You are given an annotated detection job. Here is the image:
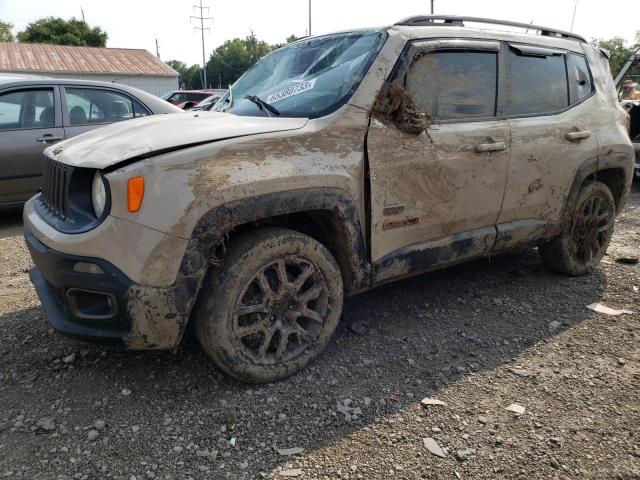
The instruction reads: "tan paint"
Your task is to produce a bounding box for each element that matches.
[23,199,187,287]
[367,118,509,261]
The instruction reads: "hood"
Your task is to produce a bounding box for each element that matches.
[46,112,309,169]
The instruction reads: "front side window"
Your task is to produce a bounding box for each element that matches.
[65,88,149,125]
[406,50,498,121]
[0,89,55,130]
[501,46,568,116]
[213,30,387,118]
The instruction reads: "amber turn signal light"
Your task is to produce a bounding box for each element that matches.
[127,176,145,213]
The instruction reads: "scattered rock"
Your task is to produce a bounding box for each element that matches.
[617,358,626,366]
[478,415,489,425]
[94,420,106,431]
[550,457,560,469]
[586,303,634,316]
[420,397,447,407]
[609,246,639,264]
[423,437,446,458]
[87,430,99,441]
[505,404,526,415]
[121,389,132,396]
[456,448,476,461]
[62,353,76,364]
[131,425,140,433]
[349,321,369,335]
[36,418,55,432]
[278,468,303,477]
[511,368,531,377]
[277,447,304,456]
[548,321,562,331]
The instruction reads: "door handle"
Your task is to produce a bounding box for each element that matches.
[474,141,507,153]
[565,131,591,141]
[36,134,63,144]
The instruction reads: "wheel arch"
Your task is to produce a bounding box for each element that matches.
[190,188,371,294]
[563,153,632,223]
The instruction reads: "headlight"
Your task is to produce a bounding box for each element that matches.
[91,171,106,218]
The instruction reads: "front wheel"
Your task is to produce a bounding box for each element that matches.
[193,227,343,383]
[539,181,616,276]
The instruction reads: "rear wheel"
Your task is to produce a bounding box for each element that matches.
[193,227,343,383]
[539,181,616,275]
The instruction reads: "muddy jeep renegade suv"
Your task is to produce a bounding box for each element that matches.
[25,16,634,382]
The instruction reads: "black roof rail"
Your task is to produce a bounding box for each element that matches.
[394,15,587,43]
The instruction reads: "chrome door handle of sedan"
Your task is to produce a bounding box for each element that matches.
[565,131,591,141]
[474,141,507,153]
[36,135,63,144]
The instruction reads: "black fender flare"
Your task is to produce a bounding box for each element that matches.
[187,187,371,293]
[561,152,632,226]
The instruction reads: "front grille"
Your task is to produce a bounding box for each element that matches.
[41,157,70,219]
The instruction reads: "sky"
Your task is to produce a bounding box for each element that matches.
[1,0,637,67]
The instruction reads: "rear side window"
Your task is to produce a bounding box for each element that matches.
[501,46,568,116]
[407,51,498,120]
[65,88,150,125]
[566,53,593,103]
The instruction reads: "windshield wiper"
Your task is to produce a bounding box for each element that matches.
[244,95,280,117]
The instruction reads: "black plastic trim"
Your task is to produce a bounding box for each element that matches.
[25,227,132,342]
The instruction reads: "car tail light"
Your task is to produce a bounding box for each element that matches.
[127,176,145,213]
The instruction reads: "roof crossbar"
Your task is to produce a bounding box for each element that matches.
[394,15,587,43]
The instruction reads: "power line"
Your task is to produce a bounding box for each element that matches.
[570,0,578,32]
[191,0,212,89]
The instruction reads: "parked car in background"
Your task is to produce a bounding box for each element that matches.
[161,90,212,110]
[0,76,181,206]
[191,92,227,111]
[615,53,640,178]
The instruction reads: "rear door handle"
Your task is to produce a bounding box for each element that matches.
[474,141,507,153]
[565,131,591,141]
[36,134,63,144]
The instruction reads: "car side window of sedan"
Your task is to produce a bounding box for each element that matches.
[0,89,55,130]
[65,88,150,126]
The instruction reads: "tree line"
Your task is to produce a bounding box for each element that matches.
[1,16,638,89]
[167,34,298,90]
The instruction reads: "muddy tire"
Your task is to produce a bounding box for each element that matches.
[539,181,616,276]
[193,227,343,383]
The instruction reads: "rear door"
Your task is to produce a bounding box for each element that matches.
[367,40,510,282]
[0,86,64,204]
[496,45,599,248]
[61,86,151,138]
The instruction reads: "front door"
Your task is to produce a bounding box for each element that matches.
[0,86,65,204]
[367,40,510,283]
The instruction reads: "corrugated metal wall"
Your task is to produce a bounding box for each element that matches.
[22,73,178,98]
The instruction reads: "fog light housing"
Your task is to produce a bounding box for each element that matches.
[72,262,104,275]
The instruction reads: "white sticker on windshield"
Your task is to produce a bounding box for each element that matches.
[265,79,317,104]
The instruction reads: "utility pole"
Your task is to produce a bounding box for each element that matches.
[430,0,434,14]
[570,0,578,32]
[80,7,85,22]
[308,0,312,36]
[191,0,212,89]
[155,38,160,59]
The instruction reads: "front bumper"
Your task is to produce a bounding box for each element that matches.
[26,228,132,345]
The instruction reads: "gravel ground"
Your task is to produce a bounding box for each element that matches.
[0,187,638,480]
